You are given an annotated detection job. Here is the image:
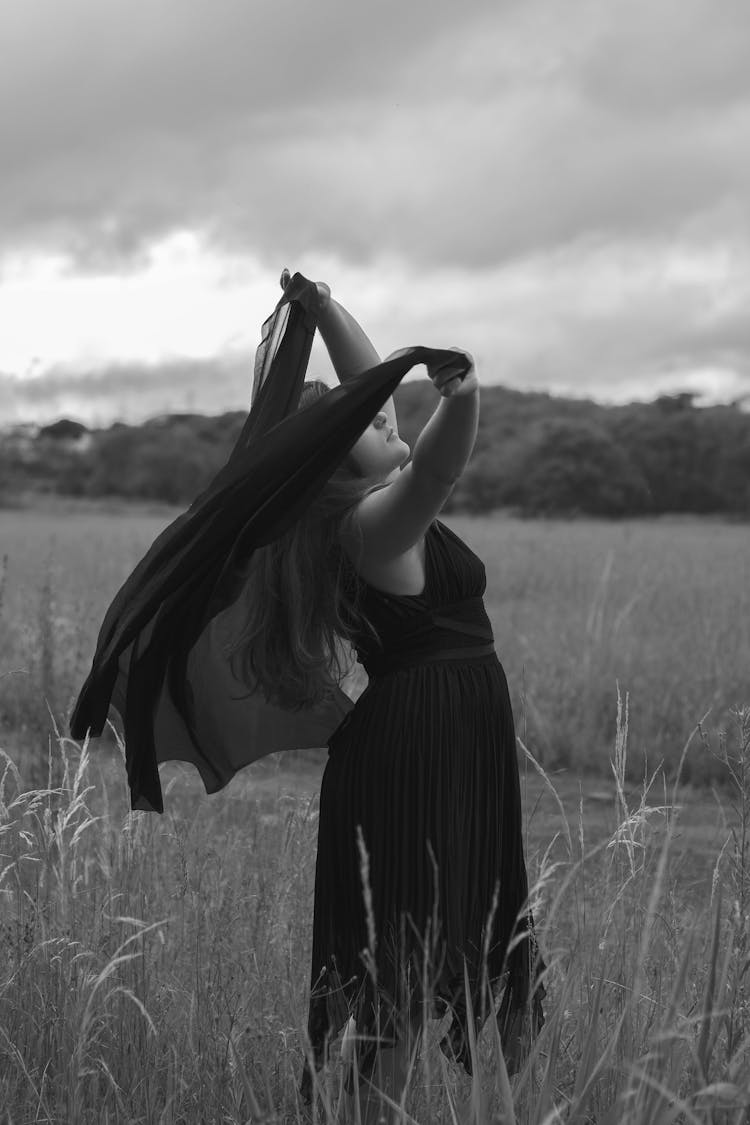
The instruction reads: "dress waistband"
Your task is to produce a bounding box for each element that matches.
[359,596,496,679]
[363,641,496,678]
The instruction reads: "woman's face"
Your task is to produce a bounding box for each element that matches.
[349,408,410,482]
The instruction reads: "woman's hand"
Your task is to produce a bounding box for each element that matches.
[429,348,479,397]
[279,268,330,310]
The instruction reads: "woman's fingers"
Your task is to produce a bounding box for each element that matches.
[279,269,330,309]
[430,352,471,385]
[440,375,463,397]
[427,348,475,396]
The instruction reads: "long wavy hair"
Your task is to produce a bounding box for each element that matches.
[226,380,386,710]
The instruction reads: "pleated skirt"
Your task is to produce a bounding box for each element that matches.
[303,653,544,1082]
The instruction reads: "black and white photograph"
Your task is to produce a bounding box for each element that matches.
[1,1,749,1121]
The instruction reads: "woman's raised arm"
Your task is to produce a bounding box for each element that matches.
[281,269,399,437]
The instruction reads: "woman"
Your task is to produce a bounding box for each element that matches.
[233,272,546,1118]
[70,268,544,1122]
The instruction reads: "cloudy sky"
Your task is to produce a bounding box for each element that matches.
[1,0,749,426]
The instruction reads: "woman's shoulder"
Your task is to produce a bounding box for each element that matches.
[339,464,452,567]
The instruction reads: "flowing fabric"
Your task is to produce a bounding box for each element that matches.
[69,273,470,812]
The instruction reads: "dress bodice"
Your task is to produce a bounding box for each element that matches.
[343,519,495,678]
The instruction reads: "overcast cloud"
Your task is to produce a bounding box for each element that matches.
[1,0,749,424]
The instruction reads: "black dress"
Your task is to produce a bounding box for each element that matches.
[302,518,545,1094]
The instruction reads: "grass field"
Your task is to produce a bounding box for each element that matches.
[1,500,749,1121]
[1,500,747,783]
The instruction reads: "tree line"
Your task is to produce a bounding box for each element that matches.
[2,384,749,517]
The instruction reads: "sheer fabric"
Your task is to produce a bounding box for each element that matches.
[69,273,470,812]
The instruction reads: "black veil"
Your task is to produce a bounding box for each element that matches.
[69,273,469,812]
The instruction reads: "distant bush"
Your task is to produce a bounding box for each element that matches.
[3,387,749,517]
[506,418,652,516]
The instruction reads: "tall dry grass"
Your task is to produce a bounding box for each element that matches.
[2,506,749,1119]
[1,700,749,1123]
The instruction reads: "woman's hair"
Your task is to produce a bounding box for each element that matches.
[226,380,385,710]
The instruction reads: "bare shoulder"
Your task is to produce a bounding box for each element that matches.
[340,461,453,565]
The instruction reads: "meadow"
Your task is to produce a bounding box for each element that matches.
[1,501,749,1122]
[2,501,748,784]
